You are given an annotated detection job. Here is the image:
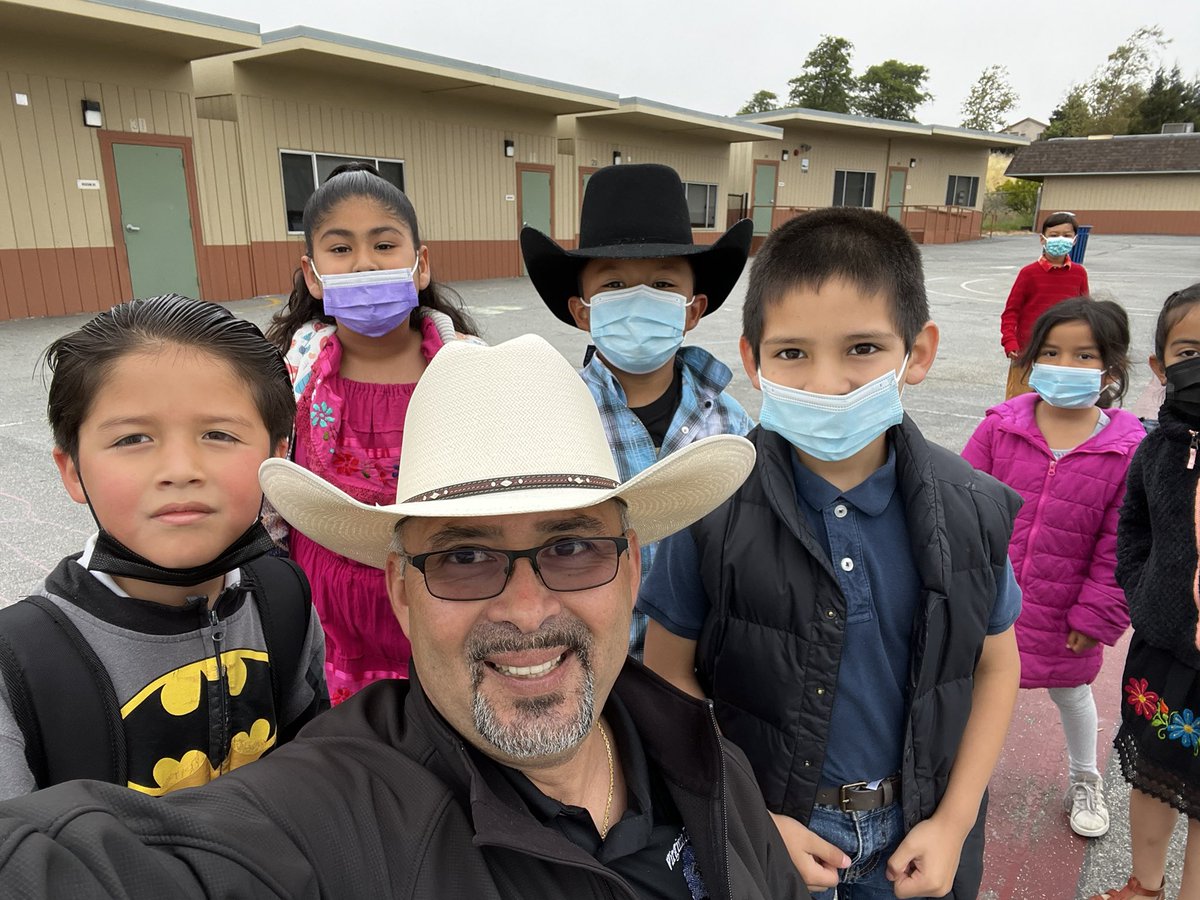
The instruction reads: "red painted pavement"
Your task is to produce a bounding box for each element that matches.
[980,631,1132,899]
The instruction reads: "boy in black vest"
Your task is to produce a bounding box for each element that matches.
[639,208,1022,899]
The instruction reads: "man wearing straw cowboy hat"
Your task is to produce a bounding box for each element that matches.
[0,335,807,899]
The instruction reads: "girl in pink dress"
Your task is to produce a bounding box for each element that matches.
[267,163,479,703]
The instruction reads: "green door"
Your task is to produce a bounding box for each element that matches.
[886,168,907,221]
[751,163,777,235]
[112,144,201,300]
[519,168,552,275]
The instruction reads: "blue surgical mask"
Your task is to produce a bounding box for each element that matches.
[312,259,421,338]
[758,358,909,462]
[1028,363,1102,409]
[1043,236,1074,258]
[585,285,691,375]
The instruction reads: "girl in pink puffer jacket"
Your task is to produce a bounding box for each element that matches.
[963,297,1143,841]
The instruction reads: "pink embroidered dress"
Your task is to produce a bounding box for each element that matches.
[289,315,444,704]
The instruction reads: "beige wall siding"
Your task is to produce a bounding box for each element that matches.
[0,68,194,252]
[886,140,988,209]
[1041,174,1200,212]
[729,143,752,196]
[224,64,561,246]
[196,94,238,121]
[234,93,558,244]
[767,131,886,210]
[556,119,733,238]
[0,31,194,96]
[553,150,579,242]
[744,128,991,213]
[0,34,197,252]
[194,118,249,246]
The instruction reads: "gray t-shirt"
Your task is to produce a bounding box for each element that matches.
[0,536,326,799]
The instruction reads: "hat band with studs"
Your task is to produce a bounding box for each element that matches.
[405,473,620,503]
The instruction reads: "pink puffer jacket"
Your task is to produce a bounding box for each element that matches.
[962,393,1144,688]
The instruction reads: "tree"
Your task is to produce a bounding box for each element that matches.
[1043,86,1093,139]
[1128,66,1200,134]
[737,90,780,115]
[960,65,1018,132]
[853,60,932,122]
[1087,25,1169,133]
[1043,27,1172,138]
[787,35,856,113]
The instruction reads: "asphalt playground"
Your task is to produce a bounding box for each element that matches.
[0,231,1198,897]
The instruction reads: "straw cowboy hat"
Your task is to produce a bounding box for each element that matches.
[519,164,753,326]
[259,335,755,569]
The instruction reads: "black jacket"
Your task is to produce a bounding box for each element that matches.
[0,662,806,899]
[692,422,1020,899]
[1116,406,1200,668]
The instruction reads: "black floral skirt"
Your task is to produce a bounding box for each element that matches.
[1114,634,1200,820]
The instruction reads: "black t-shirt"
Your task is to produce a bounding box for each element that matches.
[471,696,709,899]
[630,365,683,451]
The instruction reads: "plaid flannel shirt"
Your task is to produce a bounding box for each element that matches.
[579,345,754,658]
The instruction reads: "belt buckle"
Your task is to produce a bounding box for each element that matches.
[839,781,869,811]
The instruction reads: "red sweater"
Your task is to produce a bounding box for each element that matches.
[1000,259,1090,354]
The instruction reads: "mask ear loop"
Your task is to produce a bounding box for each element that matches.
[896,354,912,397]
[73,465,105,532]
[1100,370,1121,398]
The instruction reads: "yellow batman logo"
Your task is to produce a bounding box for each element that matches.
[121,649,277,796]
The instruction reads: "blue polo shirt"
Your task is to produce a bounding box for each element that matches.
[638,444,1021,789]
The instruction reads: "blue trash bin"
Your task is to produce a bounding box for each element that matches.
[1069,225,1091,264]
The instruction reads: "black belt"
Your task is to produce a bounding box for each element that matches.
[814,776,900,812]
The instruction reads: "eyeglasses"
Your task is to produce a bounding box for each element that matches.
[406,537,630,601]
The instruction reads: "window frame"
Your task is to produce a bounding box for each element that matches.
[682,180,720,229]
[944,174,980,208]
[280,150,407,235]
[832,170,877,208]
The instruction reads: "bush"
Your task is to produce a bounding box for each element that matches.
[996,179,1039,218]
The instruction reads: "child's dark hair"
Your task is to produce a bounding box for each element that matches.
[266,162,477,349]
[743,207,928,365]
[1041,211,1078,235]
[1018,296,1130,408]
[45,294,294,460]
[1153,282,1200,361]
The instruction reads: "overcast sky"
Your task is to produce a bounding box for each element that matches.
[163,0,1200,128]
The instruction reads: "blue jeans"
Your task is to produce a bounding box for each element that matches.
[808,801,929,900]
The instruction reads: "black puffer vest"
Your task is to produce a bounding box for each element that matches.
[692,421,1020,898]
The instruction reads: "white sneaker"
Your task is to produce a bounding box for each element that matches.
[1065,773,1110,837]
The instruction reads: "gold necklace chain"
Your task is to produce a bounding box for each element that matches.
[597,720,614,839]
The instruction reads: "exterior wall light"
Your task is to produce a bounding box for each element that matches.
[82,99,102,128]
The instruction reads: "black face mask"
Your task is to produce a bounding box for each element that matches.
[1164,357,1200,426]
[75,467,275,587]
[88,520,276,587]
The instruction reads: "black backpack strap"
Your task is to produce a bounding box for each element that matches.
[0,596,126,788]
[241,556,318,739]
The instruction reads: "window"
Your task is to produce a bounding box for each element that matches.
[683,182,718,228]
[945,175,979,208]
[281,152,406,233]
[832,170,876,208]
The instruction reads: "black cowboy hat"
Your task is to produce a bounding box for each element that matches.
[520,164,753,326]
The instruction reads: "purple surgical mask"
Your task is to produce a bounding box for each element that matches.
[312,260,421,337]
